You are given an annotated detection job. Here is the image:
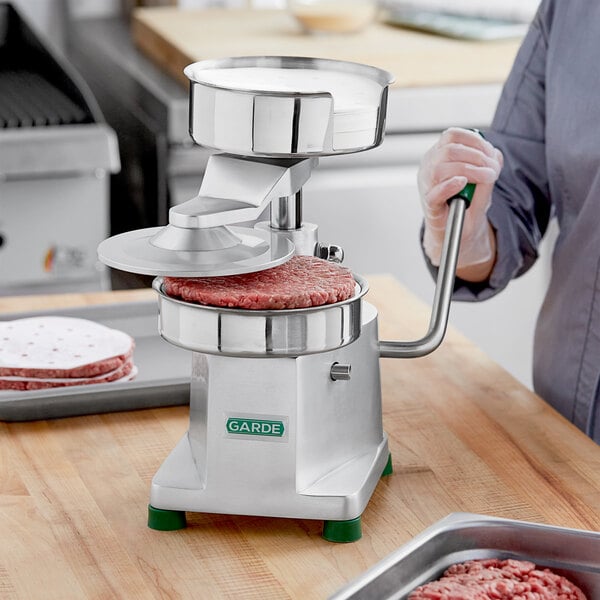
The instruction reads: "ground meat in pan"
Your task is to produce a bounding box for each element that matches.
[163,255,356,310]
[408,558,587,600]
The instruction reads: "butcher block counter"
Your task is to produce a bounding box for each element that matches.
[132,8,521,89]
[1,275,600,599]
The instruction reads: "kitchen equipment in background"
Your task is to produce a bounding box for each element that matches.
[98,56,472,542]
[381,0,540,23]
[9,0,68,52]
[0,2,119,295]
[382,8,529,41]
[288,0,377,34]
[330,513,600,599]
[380,0,538,41]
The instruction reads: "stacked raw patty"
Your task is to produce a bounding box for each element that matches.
[163,255,356,310]
[0,316,136,391]
[408,558,587,599]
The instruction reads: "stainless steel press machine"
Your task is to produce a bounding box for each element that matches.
[98,56,472,542]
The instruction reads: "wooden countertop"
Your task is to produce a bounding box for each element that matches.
[132,8,521,88]
[2,275,600,599]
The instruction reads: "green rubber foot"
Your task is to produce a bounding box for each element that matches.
[381,453,393,477]
[322,516,362,543]
[147,505,187,531]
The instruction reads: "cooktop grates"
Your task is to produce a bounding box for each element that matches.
[0,70,88,128]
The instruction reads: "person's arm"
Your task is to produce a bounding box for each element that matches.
[418,0,554,300]
[455,222,496,282]
[480,0,554,295]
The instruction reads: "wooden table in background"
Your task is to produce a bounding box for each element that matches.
[1,276,600,599]
[132,8,521,89]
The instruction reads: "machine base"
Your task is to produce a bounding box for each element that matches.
[321,452,392,543]
[382,453,394,477]
[148,453,393,542]
[322,516,363,543]
[147,505,187,531]
[150,431,389,519]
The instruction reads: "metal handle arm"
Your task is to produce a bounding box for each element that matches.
[378,197,467,359]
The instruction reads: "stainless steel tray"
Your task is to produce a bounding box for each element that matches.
[0,301,190,421]
[330,512,600,599]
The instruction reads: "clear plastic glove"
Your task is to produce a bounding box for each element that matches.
[418,127,503,269]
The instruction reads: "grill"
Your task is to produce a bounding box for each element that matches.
[0,2,120,294]
[0,70,88,128]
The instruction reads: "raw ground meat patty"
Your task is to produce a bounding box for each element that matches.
[0,349,134,379]
[0,360,137,391]
[163,255,356,310]
[408,558,587,600]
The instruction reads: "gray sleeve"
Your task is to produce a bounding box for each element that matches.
[441,0,555,302]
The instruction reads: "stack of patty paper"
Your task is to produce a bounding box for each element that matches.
[0,316,137,391]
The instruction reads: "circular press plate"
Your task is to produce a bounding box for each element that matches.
[185,56,394,156]
[98,226,294,277]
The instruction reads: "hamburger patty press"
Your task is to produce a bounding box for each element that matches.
[98,56,474,542]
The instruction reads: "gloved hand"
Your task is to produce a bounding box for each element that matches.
[417,127,503,269]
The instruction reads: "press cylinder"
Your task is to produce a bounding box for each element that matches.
[271,191,303,230]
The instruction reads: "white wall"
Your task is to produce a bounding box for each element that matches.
[67,0,121,19]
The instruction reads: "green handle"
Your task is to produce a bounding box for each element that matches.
[448,129,483,209]
[453,181,476,207]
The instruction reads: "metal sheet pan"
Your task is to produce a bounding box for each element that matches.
[0,301,190,421]
[330,512,600,599]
